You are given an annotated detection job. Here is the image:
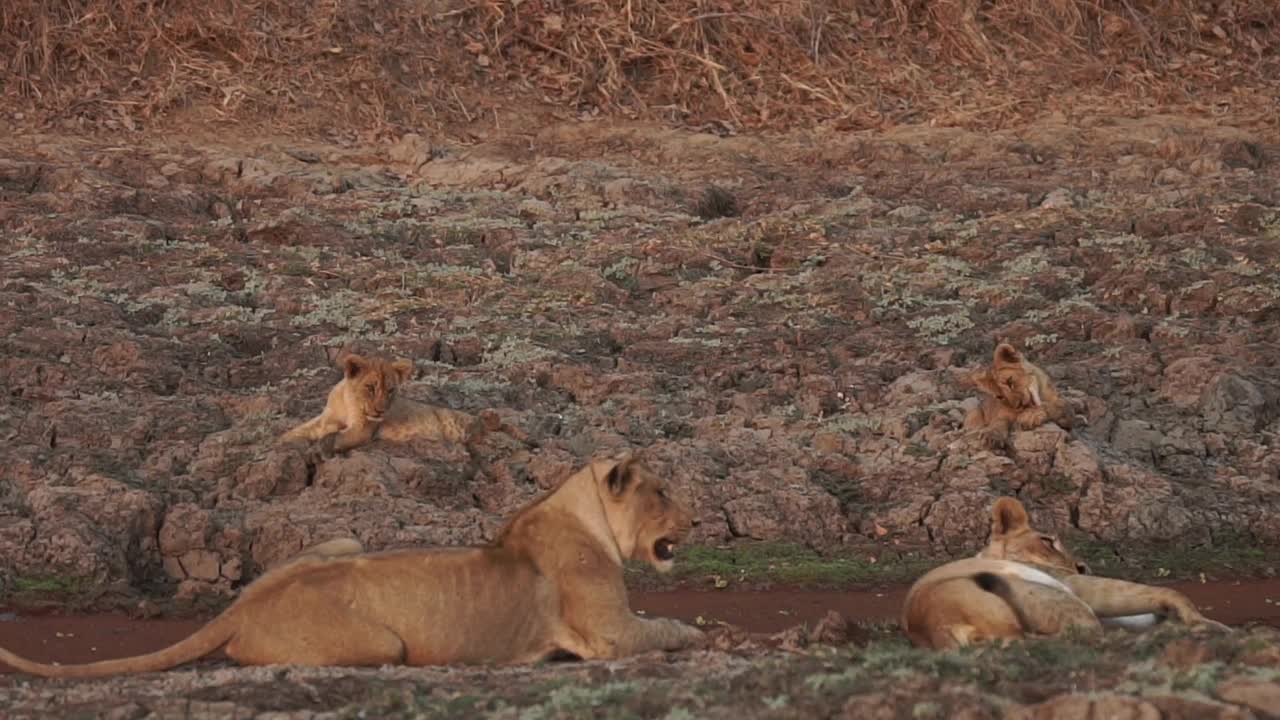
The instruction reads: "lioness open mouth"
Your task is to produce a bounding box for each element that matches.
[654,538,677,561]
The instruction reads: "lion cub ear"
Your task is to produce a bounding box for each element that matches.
[993,343,1024,368]
[341,353,368,379]
[991,497,1030,536]
[605,456,639,497]
[389,358,414,385]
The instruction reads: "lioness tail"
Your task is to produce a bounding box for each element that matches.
[0,612,237,678]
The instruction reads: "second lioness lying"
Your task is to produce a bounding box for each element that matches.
[901,497,1229,650]
[280,348,527,455]
[0,455,704,678]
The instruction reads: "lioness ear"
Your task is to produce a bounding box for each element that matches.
[993,343,1023,368]
[341,353,368,379]
[970,369,1001,398]
[389,358,414,385]
[605,456,638,497]
[991,497,1030,536]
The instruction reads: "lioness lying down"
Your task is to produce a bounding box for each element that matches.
[964,342,1075,449]
[279,348,528,455]
[0,456,704,678]
[901,497,1229,650]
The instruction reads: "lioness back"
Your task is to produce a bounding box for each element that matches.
[261,548,564,665]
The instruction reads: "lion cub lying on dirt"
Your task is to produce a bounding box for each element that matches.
[0,455,704,678]
[280,348,526,455]
[964,342,1075,448]
[901,497,1229,650]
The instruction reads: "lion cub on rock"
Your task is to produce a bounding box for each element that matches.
[0,455,704,678]
[964,342,1074,449]
[901,497,1228,650]
[280,348,525,455]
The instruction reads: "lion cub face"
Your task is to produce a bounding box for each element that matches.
[971,343,1051,411]
[338,352,413,423]
[976,497,1090,576]
[599,457,695,573]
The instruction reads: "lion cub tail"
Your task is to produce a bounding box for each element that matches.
[471,410,537,449]
[0,612,238,679]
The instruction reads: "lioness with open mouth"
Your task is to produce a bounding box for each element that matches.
[0,455,704,678]
[901,497,1229,650]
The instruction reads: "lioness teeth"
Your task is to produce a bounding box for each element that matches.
[655,539,677,560]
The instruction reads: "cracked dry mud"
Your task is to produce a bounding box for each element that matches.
[2,111,1280,717]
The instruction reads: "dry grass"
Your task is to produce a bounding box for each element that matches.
[2,0,1277,133]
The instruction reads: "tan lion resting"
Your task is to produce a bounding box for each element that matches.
[0,455,704,678]
[964,342,1075,449]
[901,497,1229,650]
[279,348,528,456]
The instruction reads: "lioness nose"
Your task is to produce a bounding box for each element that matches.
[1076,562,1091,575]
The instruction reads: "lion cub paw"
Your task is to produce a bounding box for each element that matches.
[979,427,1011,450]
[1016,407,1049,430]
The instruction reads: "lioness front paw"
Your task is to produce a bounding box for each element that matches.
[1192,617,1233,633]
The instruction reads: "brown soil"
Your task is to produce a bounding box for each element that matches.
[5,580,1278,674]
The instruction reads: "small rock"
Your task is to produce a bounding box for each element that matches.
[1216,678,1280,718]
[1220,139,1266,169]
[1159,356,1218,408]
[812,431,845,454]
[1008,693,1160,720]
[1200,372,1271,435]
[389,133,434,170]
[1189,156,1224,176]
[1111,418,1164,461]
[840,693,897,720]
[231,449,311,499]
[1155,167,1189,185]
[179,549,221,582]
[809,610,850,645]
[101,703,149,720]
[887,204,927,221]
[159,504,213,556]
[1040,188,1076,210]
[1171,280,1218,316]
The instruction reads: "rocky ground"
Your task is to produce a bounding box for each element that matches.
[2,110,1280,715]
[3,620,1280,719]
[3,114,1279,605]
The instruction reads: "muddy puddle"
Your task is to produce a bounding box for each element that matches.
[3,579,1278,673]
